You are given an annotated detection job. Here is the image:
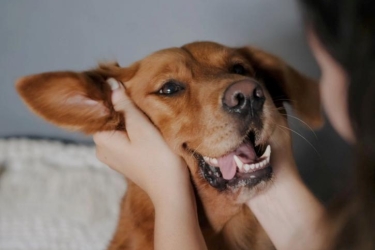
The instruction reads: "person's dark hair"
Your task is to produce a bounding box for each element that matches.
[299,0,375,249]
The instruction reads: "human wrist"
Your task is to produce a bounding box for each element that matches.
[152,178,197,219]
[149,163,194,209]
[152,180,206,250]
[246,164,325,250]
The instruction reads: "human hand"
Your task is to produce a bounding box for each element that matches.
[93,78,190,204]
[247,115,325,250]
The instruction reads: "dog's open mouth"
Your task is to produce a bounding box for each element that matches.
[197,131,272,191]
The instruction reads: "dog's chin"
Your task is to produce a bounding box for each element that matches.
[194,130,273,195]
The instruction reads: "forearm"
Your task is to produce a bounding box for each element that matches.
[153,184,208,250]
[247,166,327,250]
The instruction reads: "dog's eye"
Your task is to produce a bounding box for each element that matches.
[158,81,185,95]
[231,64,247,75]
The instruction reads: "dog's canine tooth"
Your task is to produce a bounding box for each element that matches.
[204,156,209,162]
[233,155,244,170]
[261,145,271,158]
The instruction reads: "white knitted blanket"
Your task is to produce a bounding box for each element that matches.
[0,139,127,250]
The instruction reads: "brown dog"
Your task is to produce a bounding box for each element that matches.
[16,41,322,250]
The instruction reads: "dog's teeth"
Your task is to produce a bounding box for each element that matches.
[244,164,250,171]
[210,157,218,165]
[204,156,219,166]
[250,164,255,170]
[233,155,244,170]
[261,145,271,158]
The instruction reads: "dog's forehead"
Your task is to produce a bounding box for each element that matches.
[142,48,189,69]
[181,41,235,64]
[136,42,239,76]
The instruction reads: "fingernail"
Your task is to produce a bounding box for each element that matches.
[107,78,119,90]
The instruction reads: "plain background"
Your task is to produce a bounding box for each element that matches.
[0,0,351,202]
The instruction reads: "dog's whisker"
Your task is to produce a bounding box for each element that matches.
[266,106,286,112]
[272,98,296,104]
[191,141,204,157]
[266,106,318,138]
[276,124,321,159]
[281,114,318,138]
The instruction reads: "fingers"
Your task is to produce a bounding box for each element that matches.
[93,130,129,147]
[93,130,130,167]
[107,78,134,111]
[106,78,152,139]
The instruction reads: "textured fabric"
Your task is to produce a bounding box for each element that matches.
[0,139,127,250]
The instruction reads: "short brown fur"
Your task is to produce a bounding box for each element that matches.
[16,42,322,250]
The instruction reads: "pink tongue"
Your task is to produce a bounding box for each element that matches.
[217,142,257,180]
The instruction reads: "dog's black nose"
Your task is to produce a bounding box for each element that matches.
[222,80,265,115]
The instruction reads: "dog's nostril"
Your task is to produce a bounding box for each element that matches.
[254,87,264,99]
[234,92,246,108]
[223,80,265,114]
[252,86,265,112]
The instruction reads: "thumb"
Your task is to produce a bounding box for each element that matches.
[106,78,149,133]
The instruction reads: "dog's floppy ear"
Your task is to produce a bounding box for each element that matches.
[237,47,323,128]
[16,62,138,134]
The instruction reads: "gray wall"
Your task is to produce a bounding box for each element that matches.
[0,0,351,201]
